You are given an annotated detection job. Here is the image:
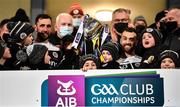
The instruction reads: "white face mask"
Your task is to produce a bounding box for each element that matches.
[58,26,73,38]
[73,18,81,27]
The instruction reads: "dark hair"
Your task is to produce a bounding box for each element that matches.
[123,27,137,35]
[35,14,52,24]
[10,8,30,22]
[155,10,167,23]
[79,54,100,68]
[0,19,10,28]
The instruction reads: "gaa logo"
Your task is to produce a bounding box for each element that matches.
[91,83,154,96]
[91,84,118,95]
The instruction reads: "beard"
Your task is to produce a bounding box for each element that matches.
[36,32,49,42]
[122,44,135,54]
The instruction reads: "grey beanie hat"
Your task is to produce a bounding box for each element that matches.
[160,50,179,66]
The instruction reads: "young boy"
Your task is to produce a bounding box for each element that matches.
[138,28,168,68]
[159,50,179,69]
[100,42,120,69]
[79,54,100,72]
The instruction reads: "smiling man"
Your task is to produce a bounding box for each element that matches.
[117,27,142,69]
[34,14,61,69]
[34,14,53,43]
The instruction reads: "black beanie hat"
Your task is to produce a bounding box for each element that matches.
[160,50,179,67]
[141,28,163,46]
[79,54,100,68]
[26,44,48,65]
[62,35,74,48]
[101,42,120,60]
[7,21,34,43]
[0,44,5,58]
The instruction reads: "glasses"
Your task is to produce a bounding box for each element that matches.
[113,18,129,23]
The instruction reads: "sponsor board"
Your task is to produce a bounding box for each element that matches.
[41,73,164,106]
[85,77,164,106]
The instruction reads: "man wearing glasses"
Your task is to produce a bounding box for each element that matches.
[111,8,134,43]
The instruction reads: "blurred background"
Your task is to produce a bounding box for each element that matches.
[0,0,179,26]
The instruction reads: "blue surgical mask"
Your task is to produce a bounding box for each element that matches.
[58,26,73,38]
[73,18,81,27]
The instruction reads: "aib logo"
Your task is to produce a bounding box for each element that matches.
[57,80,76,96]
[48,75,85,107]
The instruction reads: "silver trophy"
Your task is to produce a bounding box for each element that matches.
[83,16,103,40]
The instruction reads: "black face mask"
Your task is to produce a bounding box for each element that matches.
[1,33,10,43]
[160,21,178,33]
[135,25,146,34]
[114,22,128,34]
[36,32,49,42]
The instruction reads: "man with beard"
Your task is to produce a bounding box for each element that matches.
[163,8,180,51]
[116,27,142,69]
[111,8,134,43]
[34,14,61,69]
[34,14,58,49]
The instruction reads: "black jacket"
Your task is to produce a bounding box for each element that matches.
[4,43,26,70]
[58,48,79,69]
[0,64,11,70]
[164,28,180,51]
[140,45,169,68]
[101,60,119,69]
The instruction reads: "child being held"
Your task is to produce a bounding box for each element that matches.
[100,42,120,69]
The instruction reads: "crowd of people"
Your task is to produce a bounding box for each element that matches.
[0,3,180,71]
